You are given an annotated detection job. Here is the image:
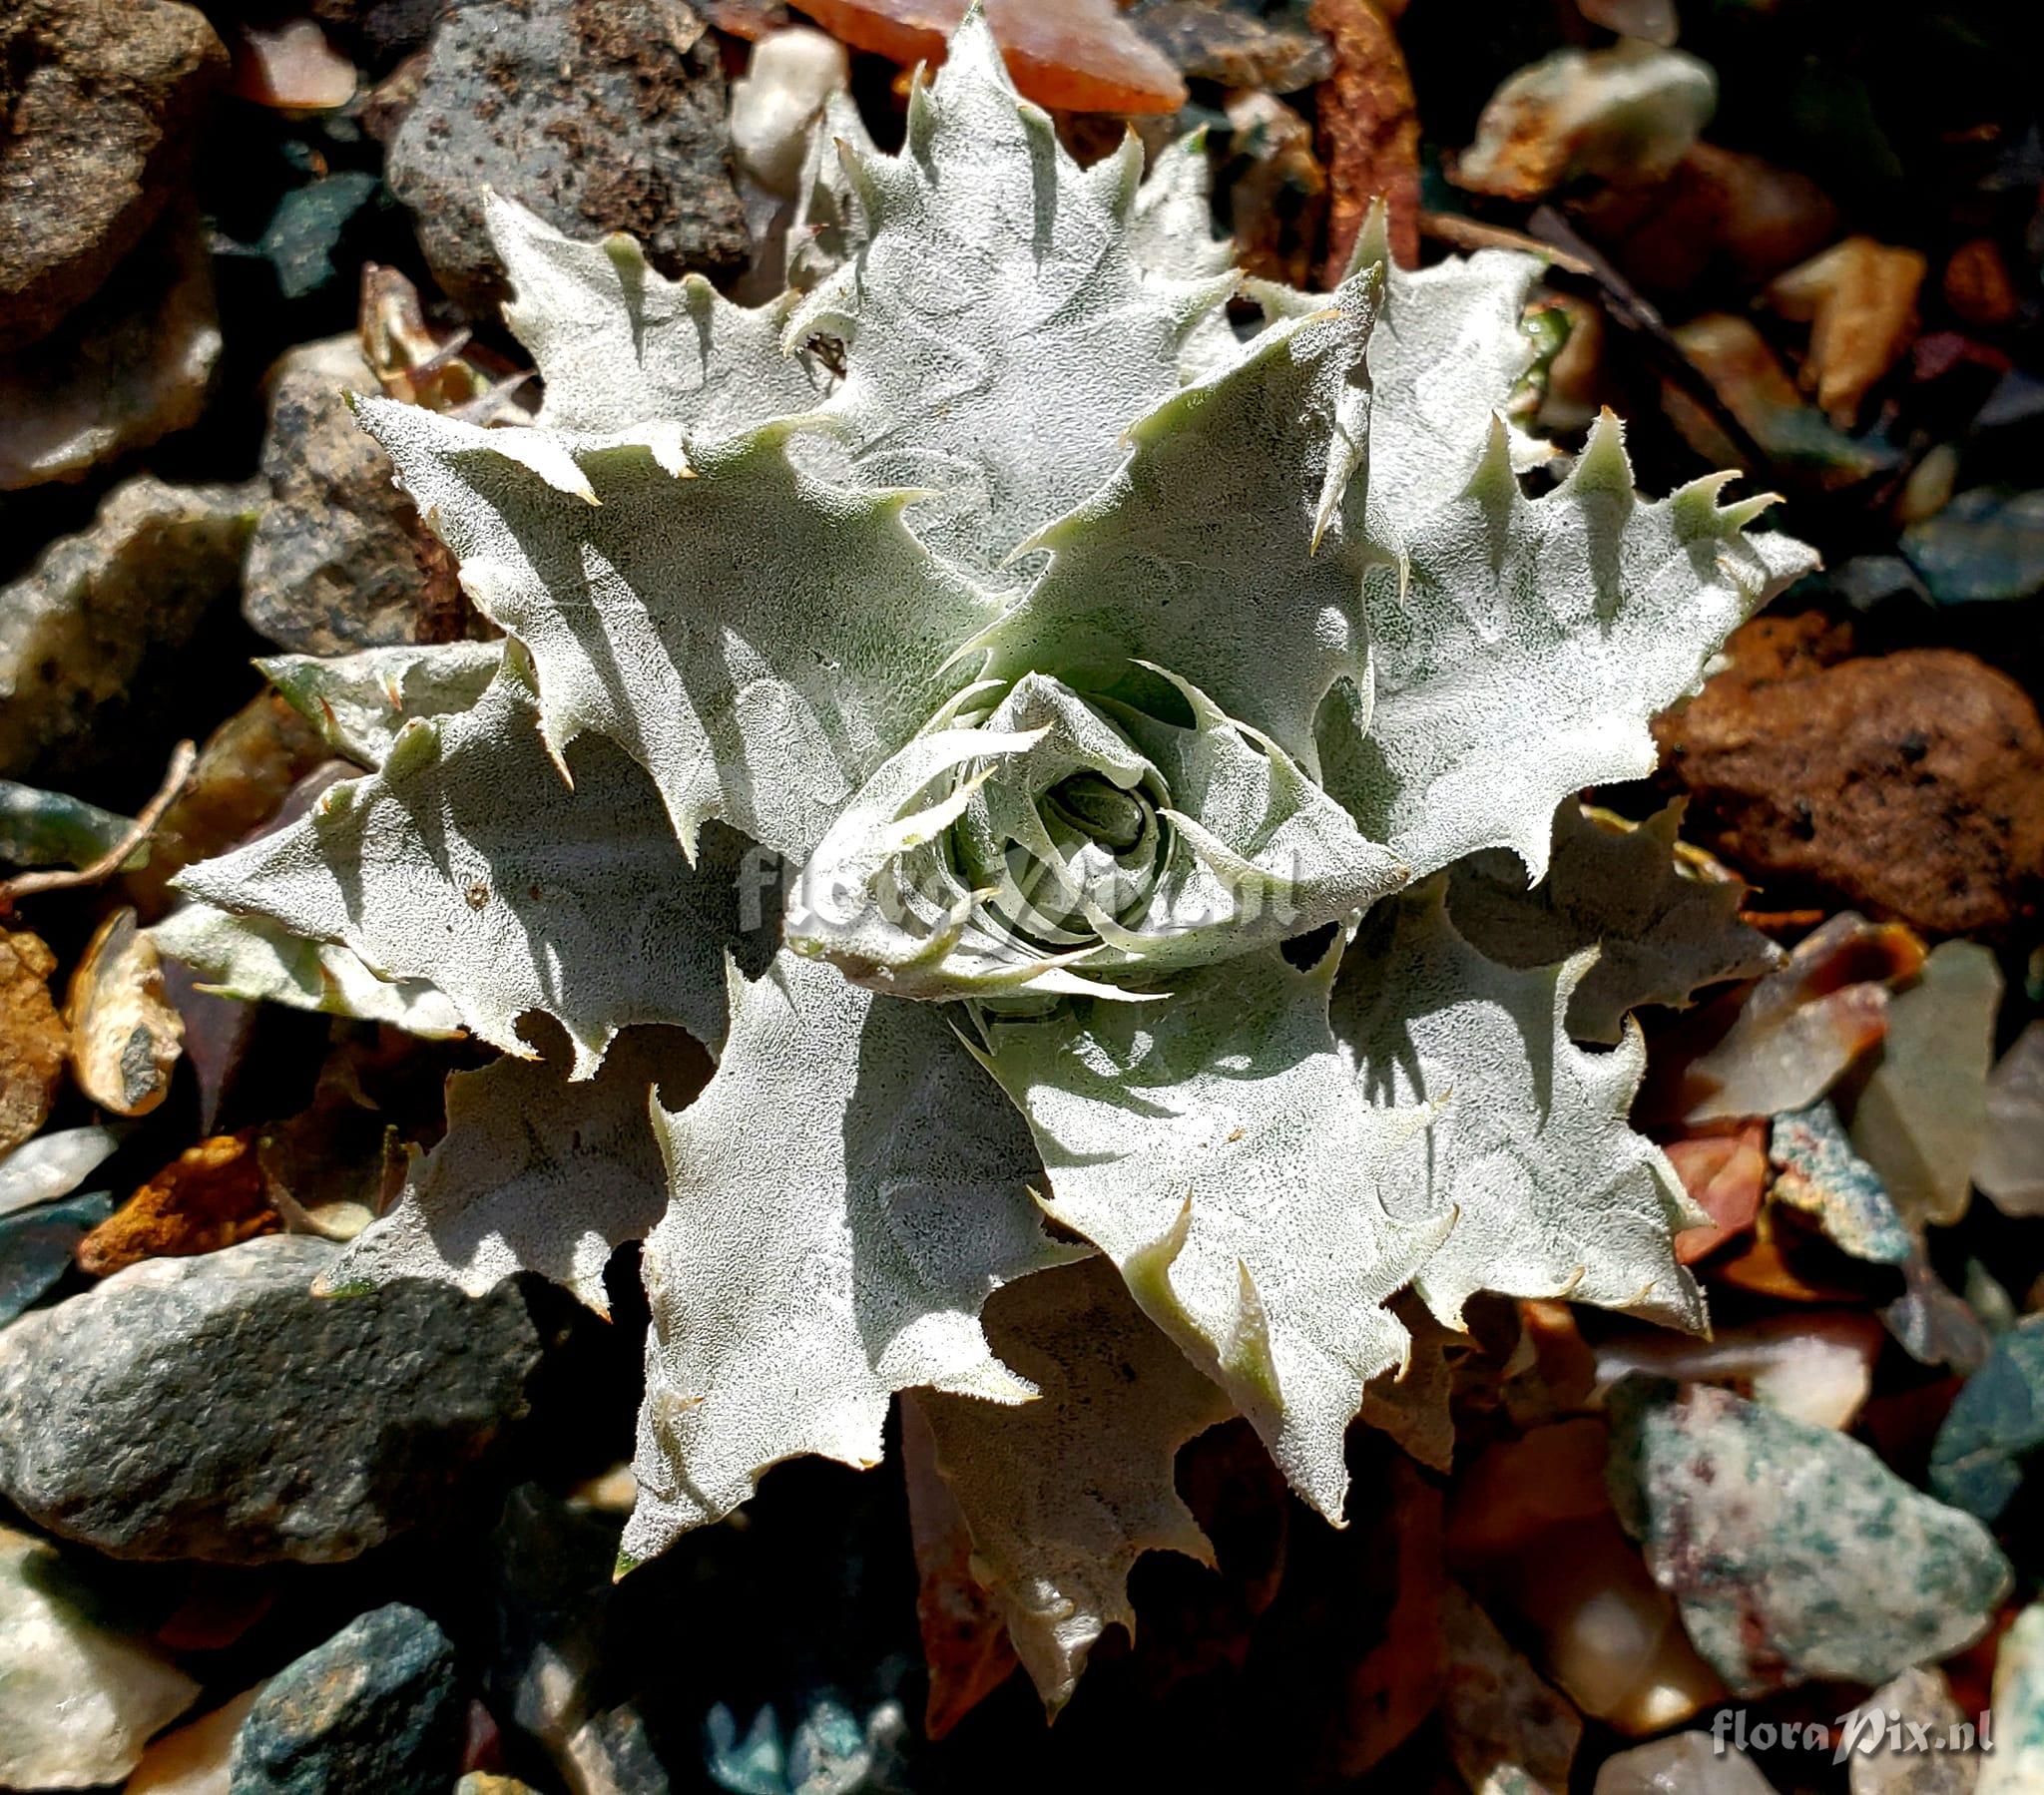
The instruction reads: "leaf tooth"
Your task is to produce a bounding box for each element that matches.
[1220,1259,1282,1420]
[1339,195,1395,288]
[380,712,442,780]
[1079,125,1145,224]
[1461,413,1520,506]
[940,0,1011,95]
[1670,467,1742,540]
[1563,406,1636,501]
[1158,270,1241,349]
[1715,489,1786,534]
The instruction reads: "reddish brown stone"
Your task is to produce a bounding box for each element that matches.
[1666,1122,1768,1263]
[1943,236,2020,330]
[899,1393,1018,1740]
[1655,613,2044,937]
[1575,143,1836,297]
[125,691,329,919]
[1308,0,1419,281]
[75,1131,278,1277]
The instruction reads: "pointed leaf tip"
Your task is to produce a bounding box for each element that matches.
[1565,407,1635,497]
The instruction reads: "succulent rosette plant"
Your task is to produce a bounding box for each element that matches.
[163,12,1810,1710]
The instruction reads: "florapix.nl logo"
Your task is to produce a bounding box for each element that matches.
[1712,1701,1992,1766]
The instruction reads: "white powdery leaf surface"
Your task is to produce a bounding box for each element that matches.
[980,263,1381,772]
[974,945,1443,1521]
[175,657,753,1074]
[915,1258,1233,1713]
[624,948,1081,1563]
[1334,882,1706,1333]
[355,402,997,862]
[1126,130,1240,382]
[1250,204,1542,551]
[784,11,1229,583]
[151,902,465,1038]
[327,1028,698,1314]
[489,194,829,438]
[1325,417,1817,880]
[1447,798,1782,1045]
[258,641,505,769]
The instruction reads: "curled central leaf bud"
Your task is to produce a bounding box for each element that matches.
[784,667,1407,1000]
[1044,772,1150,857]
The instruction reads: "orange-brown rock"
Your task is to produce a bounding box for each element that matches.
[1575,144,1836,296]
[792,0,1186,114]
[1943,236,2019,330]
[1666,1122,1768,1263]
[1307,0,1419,280]
[75,1131,278,1276]
[0,930,66,1154]
[1765,236,1927,426]
[125,689,331,918]
[900,1394,1017,1739]
[1655,613,2044,937]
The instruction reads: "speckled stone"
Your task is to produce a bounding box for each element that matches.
[229,1603,462,1795]
[1930,1313,2044,1523]
[0,0,226,350]
[1608,1381,2011,1697]
[1769,1098,1910,1263]
[0,475,256,779]
[383,0,748,316]
[0,1234,540,1563]
[1842,1665,1981,1794]
[243,336,423,654]
[1594,1732,1776,1793]
[1980,1601,2044,1795]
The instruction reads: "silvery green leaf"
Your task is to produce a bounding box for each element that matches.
[1127,130,1240,383]
[1334,882,1706,1332]
[1323,416,1817,880]
[979,263,1380,771]
[354,403,997,862]
[786,669,1404,999]
[1249,202,1542,549]
[175,653,760,1074]
[783,13,1230,584]
[258,642,504,769]
[150,902,465,1038]
[1358,1294,1468,1472]
[624,947,1082,1561]
[154,9,1809,1644]
[1447,799,1782,1044]
[488,194,828,437]
[786,89,874,290]
[913,1257,1232,1713]
[325,1028,698,1313]
[1129,130,1234,283]
[971,945,1444,1520]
